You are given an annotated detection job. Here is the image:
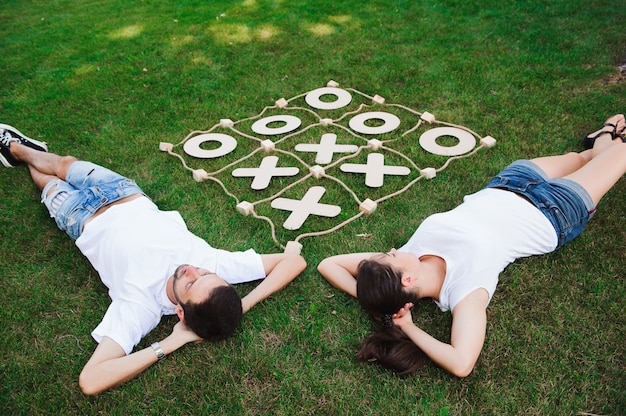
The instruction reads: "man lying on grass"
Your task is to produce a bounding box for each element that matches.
[1,125,306,395]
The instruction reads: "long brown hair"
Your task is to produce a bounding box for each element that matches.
[355,259,427,375]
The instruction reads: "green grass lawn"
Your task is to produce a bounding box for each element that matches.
[1,0,625,414]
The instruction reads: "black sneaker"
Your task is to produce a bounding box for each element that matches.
[0,124,48,168]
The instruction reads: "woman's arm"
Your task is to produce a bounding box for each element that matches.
[241,253,306,313]
[394,288,489,377]
[317,252,377,297]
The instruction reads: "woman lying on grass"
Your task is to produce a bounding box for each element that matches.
[318,114,626,377]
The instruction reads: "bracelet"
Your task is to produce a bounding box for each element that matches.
[151,342,166,361]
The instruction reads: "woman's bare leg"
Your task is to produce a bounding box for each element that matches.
[530,152,588,179]
[588,114,625,158]
[530,115,626,180]
[564,140,626,205]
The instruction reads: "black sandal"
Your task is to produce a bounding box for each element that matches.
[582,122,625,149]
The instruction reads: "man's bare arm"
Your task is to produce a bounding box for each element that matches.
[241,253,306,313]
[78,321,201,395]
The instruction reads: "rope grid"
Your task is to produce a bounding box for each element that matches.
[160,81,496,252]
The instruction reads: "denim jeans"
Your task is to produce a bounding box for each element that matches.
[41,161,145,240]
[485,159,595,248]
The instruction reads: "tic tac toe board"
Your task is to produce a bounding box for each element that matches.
[160,80,496,252]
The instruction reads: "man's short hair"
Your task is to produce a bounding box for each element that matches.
[181,285,243,341]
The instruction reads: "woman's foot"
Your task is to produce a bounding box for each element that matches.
[582,114,626,150]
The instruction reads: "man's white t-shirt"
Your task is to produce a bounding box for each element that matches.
[400,188,558,312]
[76,197,265,354]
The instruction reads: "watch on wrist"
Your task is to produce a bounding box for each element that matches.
[151,342,166,361]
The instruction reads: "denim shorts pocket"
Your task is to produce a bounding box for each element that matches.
[59,204,88,240]
[118,178,138,191]
[545,201,587,247]
[487,175,542,194]
[54,188,100,240]
[546,204,570,247]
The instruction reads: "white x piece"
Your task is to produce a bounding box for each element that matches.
[294,133,358,164]
[340,153,410,187]
[271,186,341,230]
[232,155,300,190]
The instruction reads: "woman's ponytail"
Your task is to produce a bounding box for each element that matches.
[356,259,426,375]
[356,326,427,375]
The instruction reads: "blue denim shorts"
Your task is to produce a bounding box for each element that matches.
[41,161,145,240]
[485,160,595,248]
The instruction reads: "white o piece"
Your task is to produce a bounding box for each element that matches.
[251,115,302,135]
[183,133,238,159]
[419,127,476,156]
[305,87,352,110]
[348,111,401,135]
